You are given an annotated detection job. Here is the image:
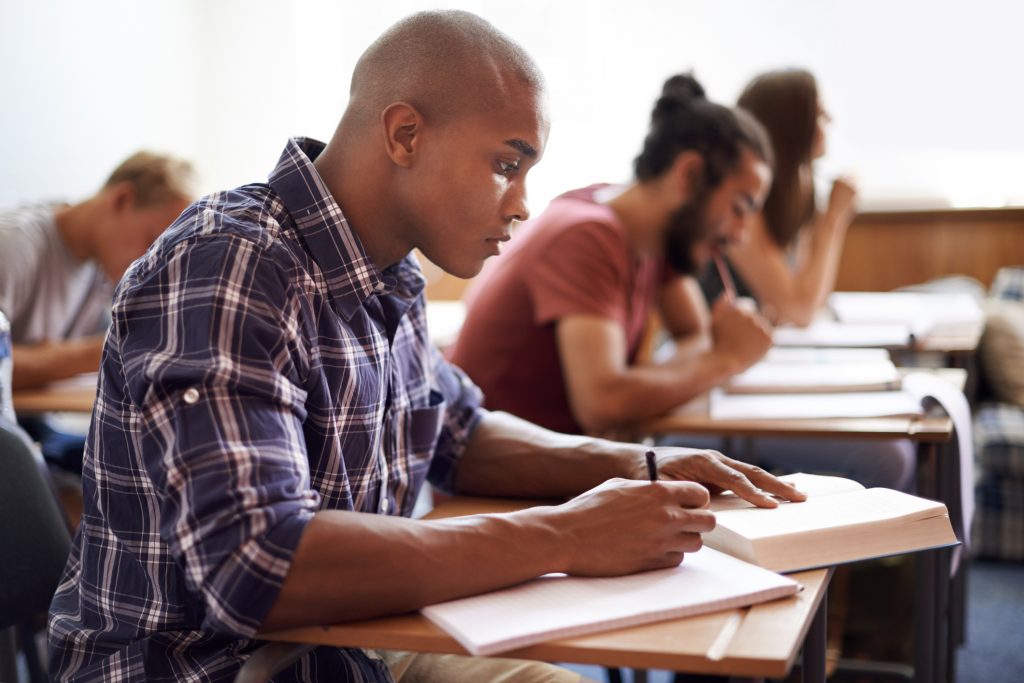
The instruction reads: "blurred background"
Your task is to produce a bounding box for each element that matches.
[3,0,1023,213]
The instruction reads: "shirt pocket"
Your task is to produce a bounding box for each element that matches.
[393,390,447,516]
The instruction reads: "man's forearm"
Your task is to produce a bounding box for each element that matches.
[261,505,564,632]
[11,337,105,389]
[453,411,643,497]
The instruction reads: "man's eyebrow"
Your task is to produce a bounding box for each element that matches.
[505,139,538,159]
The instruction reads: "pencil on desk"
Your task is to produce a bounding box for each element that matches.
[713,253,737,303]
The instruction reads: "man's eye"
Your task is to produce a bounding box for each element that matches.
[498,160,520,175]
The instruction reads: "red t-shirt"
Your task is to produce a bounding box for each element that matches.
[448,185,666,434]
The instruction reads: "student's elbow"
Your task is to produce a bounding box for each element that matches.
[786,306,817,328]
[569,391,633,434]
[772,296,819,328]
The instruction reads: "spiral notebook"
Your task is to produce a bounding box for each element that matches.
[420,547,800,656]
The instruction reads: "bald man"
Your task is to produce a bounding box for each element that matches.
[48,11,803,682]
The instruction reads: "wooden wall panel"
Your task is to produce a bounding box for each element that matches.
[835,208,1024,292]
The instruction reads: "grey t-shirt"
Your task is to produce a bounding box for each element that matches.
[0,203,113,344]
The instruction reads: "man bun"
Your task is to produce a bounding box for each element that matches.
[652,74,706,122]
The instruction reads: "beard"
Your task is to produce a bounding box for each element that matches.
[663,187,714,276]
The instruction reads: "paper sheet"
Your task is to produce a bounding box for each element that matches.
[421,547,799,656]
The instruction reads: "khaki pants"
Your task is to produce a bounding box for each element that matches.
[375,649,598,682]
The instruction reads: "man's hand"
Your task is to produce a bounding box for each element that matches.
[709,297,773,373]
[630,447,807,509]
[539,478,715,576]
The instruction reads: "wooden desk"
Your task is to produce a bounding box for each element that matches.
[246,498,833,681]
[12,382,97,414]
[633,370,966,683]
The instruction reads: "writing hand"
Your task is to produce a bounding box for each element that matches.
[548,478,715,576]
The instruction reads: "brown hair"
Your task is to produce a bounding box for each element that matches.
[737,69,818,248]
[103,151,196,207]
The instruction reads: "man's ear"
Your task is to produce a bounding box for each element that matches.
[105,181,137,215]
[380,102,422,168]
[671,151,705,203]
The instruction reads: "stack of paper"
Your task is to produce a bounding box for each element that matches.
[725,352,900,394]
[421,547,800,656]
[828,291,984,339]
[773,320,918,348]
[709,388,921,420]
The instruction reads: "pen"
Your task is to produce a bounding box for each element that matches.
[645,449,658,482]
[713,253,737,304]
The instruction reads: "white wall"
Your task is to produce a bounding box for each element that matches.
[2,0,1022,211]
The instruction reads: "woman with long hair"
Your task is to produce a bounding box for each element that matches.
[701,69,857,326]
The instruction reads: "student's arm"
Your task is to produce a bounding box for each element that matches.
[454,409,803,502]
[728,178,857,327]
[555,297,772,434]
[265,409,806,631]
[655,276,713,362]
[11,336,105,389]
[264,474,712,630]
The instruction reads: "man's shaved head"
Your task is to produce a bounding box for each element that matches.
[317,10,550,279]
[346,10,545,126]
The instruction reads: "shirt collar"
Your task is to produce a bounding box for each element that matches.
[267,137,424,318]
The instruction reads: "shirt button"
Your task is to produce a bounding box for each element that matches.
[183,388,200,404]
[380,498,390,514]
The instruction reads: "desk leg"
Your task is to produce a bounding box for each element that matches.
[913,549,936,683]
[914,438,958,683]
[914,441,940,683]
[802,587,827,683]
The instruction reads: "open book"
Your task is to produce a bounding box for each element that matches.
[829,291,984,339]
[705,473,958,573]
[421,546,800,656]
[709,387,921,420]
[772,320,922,349]
[725,352,900,394]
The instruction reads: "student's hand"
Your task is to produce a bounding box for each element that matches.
[709,297,773,373]
[826,176,858,225]
[644,447,807,509]
[550,478,716,575]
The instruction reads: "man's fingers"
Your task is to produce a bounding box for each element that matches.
[703,461,780,508]
[657,480,711,508]
[725,459,808,503]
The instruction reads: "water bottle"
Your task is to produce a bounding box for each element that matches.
[0,309,14,421]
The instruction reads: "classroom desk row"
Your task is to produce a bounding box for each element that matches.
[15,367,966,683]
[631,368,968,683]
[242,497,834,682]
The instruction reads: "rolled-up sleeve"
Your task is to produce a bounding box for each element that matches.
[116,232,319,637]
[427,344,486,493]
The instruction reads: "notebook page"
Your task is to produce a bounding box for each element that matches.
[421,547,799,656]
[763,347,892,365]
[773,320,913,348]
[709,389,922,420]
[717,488,946,539]
[727,360,900,393]
[710,473,865,512]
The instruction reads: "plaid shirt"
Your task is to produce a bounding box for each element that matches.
[48,138,484,682]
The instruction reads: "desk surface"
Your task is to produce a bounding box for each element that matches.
[635,368,964,443]
[639,412,955,442]
[12,382,96,414]
[257,498,831,677]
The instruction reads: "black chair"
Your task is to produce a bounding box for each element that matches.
[0,417,73,683]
